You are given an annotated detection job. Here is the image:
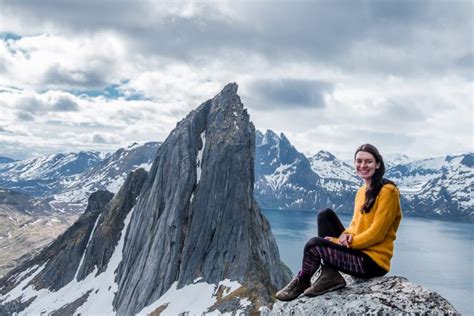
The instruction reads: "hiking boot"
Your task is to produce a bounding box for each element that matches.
[275,277,311,301]
[303,265,346,297]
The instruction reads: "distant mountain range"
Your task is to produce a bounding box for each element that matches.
[0,133,472,221]
[0,142,160,213]
[0,157,16,164]
[255,130,472,221]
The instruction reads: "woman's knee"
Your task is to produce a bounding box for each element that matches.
[304,236,325,252]
[317,208,336,223]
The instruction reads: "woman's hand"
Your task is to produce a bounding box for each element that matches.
[338,234,353,248]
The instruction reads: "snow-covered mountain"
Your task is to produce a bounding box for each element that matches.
[0,133,471,221]
[0,157,16,164]
[309,150,362,192]
[0,142,160,213]
[384,153,413,168]
[50,142,160,212]
[254,130,354,213]
[0,152,102,197]
[255,130,472,221]
[387,153,473,219]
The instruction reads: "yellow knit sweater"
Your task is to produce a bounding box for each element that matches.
[339,183,402,272]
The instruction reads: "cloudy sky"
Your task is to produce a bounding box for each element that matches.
[0,0,472,160]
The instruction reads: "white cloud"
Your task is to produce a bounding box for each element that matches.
[0,33,128,90]
[0,1,471,160]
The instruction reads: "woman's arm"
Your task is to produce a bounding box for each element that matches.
[341,188,363,236]
[349,187,400,250]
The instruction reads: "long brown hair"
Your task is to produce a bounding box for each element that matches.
[354,144,395,213]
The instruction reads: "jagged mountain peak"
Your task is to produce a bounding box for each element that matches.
[113,83,289,314]
[279,132,292,146]
[384,153,412,167]
[0,83,290,315]
[312,150,338,161]
[460,153,473,167]
[260,129,280,146]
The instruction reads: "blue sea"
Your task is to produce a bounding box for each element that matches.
[262,209,474,315]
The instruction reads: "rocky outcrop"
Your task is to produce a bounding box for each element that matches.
[113,83,290,314]
[268,276,458,315]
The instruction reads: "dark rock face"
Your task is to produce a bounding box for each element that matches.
[113,83,290,314]
[460,153,473,167]
[76,168,148,279]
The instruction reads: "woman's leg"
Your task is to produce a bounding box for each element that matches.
[297,208,345,280]
[275,209,347,301]
[301,237,387,278]
[317,208,345,238]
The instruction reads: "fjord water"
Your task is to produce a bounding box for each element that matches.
[262,209,473,315]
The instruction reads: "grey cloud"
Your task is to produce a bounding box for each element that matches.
[78,121,109,128]
[2,0,472,77]
[43,65,108,90]
[383,100,426,122]
[113,110,144,124]
[53,95,79,111]
[92,133,120,144]
[16,111,35,121]
[92,134,110,144]
[455,53,474,68]
[352,129,414,149]
[17,93,79,114]
[250,79,333,110]
[17,95,44,113]
[367,0,427,23]
[0,126,12,133]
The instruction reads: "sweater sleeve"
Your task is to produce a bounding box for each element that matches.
[350,187,400,250]
[342,215,356,236]
[342,188,362,236]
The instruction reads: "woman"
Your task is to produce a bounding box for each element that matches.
[276,144,402,301]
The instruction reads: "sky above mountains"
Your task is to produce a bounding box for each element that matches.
[0,0,472,160]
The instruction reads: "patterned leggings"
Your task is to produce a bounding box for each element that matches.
[298,208,387,280]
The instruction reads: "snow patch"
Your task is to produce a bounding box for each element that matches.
[74,214,101,280]
[137,279,244,316]
[196,131,206,183]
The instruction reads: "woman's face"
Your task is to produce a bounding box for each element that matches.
[354,151,381,182]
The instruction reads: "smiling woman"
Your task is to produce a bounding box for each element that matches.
[276,143,402,301]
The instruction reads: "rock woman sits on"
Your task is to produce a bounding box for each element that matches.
[276,144,402,301]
